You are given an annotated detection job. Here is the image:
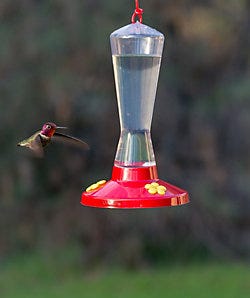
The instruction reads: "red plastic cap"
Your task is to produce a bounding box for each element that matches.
[81,165,189,209]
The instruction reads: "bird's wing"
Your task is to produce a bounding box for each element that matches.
[52,132,89,150]
[17,132,44,157]
[30,134,44,157]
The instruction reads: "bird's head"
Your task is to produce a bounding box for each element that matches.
[41,122,57,137]
[41,122,67,137]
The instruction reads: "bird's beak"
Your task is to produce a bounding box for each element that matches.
[56,126,68,129]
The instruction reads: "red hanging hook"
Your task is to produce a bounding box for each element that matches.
[131,0,144,23]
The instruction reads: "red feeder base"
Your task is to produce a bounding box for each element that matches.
[81,165,189,209]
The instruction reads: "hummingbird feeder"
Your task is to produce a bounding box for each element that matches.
[81,1,189,208]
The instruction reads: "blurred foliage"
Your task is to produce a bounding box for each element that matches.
[0,0,250,268]
[1,251,249,298]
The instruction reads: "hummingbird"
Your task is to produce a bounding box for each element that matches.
[17,122,89,157]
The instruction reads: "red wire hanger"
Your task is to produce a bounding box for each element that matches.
[131,0,144,23]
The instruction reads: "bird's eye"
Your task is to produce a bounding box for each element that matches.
[46,125,51,129]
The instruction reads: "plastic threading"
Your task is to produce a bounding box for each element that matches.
[131,0,144,23]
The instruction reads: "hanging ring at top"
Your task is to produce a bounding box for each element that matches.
[131,0,144,23]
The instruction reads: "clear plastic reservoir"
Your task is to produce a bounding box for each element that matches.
[110,22,164,167]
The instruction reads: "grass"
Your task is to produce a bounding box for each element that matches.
[0,251,249,298]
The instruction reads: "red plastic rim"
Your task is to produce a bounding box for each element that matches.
[81,165,189,209]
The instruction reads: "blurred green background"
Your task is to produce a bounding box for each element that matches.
[0,0,250,297]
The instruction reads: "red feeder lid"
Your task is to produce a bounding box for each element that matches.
[81,165,189,209]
